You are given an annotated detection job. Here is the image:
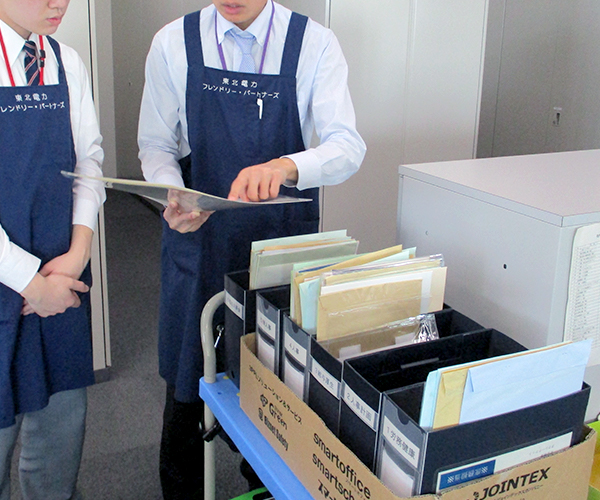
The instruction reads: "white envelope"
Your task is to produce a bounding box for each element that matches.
[459,339,592,424]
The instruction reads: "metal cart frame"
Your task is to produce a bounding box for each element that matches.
[200,291,312,500]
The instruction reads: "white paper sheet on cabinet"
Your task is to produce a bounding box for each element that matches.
[564,222,600,366]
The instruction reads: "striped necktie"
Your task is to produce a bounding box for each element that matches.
[23,40,40,86]
[230,29,256,74]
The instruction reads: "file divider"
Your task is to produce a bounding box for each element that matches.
[338,329,526,471]
[307,308,484,441]
[281,315,312,401]
[256,287,290,378]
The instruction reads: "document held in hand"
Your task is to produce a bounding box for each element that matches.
[61,171,312,212]
[420,339,592,430]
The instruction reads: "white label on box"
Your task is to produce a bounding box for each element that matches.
[225,291,244,320]
[342,383,378,431]
[436,432,573,492]
[257,309,276,340]
[311,359,339,399]
[381,416,420,469]
[284,332,307,367]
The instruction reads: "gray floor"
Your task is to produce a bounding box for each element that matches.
[10,191,248,500]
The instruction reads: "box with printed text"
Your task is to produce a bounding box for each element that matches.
[240,334,596,500]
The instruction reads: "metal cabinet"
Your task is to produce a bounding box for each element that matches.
[397,149,600,421]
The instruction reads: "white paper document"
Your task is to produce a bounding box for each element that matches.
[458,339,590,424]
[61,171,312,212]
[419,339,591,429]
[564,223,600,366]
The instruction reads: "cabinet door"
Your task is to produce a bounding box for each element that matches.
[482,0,567,157]
[323,0,487,253]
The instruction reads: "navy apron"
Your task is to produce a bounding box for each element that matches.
[159,10,319,402]
[0,37,94,429]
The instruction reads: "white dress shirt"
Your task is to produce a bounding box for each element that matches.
[0,21,105,293]
[138,1,366,191]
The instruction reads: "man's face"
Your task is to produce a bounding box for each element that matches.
[0,0,70,39]
[213,0,269,30]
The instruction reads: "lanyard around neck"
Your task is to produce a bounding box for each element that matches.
[0,28,46,87]
[215,0,275,75]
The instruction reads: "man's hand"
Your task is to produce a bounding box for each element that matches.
[21,224,94,316]
[163,200,213,233]
[21,273,89,317]
[228,158,298,202]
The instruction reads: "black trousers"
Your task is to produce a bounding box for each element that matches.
[160,386,263,500]
[160,385,205,500]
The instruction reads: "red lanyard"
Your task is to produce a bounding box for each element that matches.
[0,28,45,87]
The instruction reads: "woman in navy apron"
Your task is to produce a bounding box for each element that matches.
[0,9,102,499]
[159,7,319,500]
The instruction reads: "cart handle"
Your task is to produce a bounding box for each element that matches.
[201,291,225,385]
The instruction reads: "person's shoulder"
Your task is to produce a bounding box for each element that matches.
[46,39,90,93]
[49,39,87,74]
[50,39,80,62]
[298,13,337,53]
[273,2,335,46]
[154,4,214,40]
[153,15,186,43]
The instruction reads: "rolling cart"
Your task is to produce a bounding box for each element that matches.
[199,291,314,500]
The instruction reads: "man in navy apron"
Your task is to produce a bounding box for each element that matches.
[139,1,365,498]
[0,0,105,498]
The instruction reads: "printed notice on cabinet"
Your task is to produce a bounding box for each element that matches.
[564,223,600,366]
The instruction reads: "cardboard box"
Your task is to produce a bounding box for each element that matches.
[587,420,600,500]
[378,380,590,495]
[256,286,290,377]
[240,334,596,500]
[307,308,484,437]
[339,329,526,471]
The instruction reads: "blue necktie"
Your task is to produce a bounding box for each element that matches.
[23,40,40,86]
[230,29,256,74]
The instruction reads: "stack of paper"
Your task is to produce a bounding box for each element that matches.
[419,339,592,430]
[289,245,446,341]
[316,254,446,341]
[248,230,359,290]
[291,245,413,331]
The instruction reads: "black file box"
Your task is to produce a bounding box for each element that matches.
[377,381,590,495]
[256,286,290,377]
[224,271,256,387]
[281,314,312,401]
[307,337,343,435]
[308,308,484,439]
[338,329,526,471]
